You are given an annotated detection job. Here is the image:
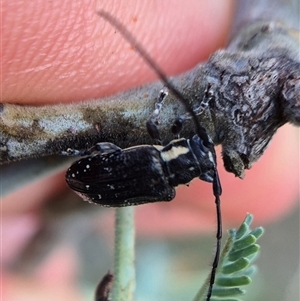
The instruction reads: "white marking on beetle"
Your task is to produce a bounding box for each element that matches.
[86,164,90,169]
[208,152,215,164]
[150,156,164,176]
[72,173,75,178]
[86,185,90,189]
[98,194,102,199]
[160,146,189,162]
[153,145,164,151]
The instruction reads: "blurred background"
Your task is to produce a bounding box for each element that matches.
[2,182,299,301]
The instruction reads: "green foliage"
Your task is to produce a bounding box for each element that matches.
[194,214,264,301]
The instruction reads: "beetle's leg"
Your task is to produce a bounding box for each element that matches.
[82,142,122,156]
[62,142,122,157]
[172,83,216,135]
[146,87,168,144]
[61,148,82,156]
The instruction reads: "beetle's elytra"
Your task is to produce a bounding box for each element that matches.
[65,135,217,207]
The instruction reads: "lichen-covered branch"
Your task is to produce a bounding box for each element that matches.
[0,77,197,163]
[1,0,299,191]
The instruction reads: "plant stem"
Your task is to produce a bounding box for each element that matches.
[112,207,136,301]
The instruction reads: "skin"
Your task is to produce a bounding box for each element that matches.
[1,0,299,300]
[3,0,233,103]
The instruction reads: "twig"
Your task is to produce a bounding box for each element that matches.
[1,0,299,186]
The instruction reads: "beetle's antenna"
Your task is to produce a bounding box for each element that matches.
[98,10,222,300]
[97,10,209,147]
